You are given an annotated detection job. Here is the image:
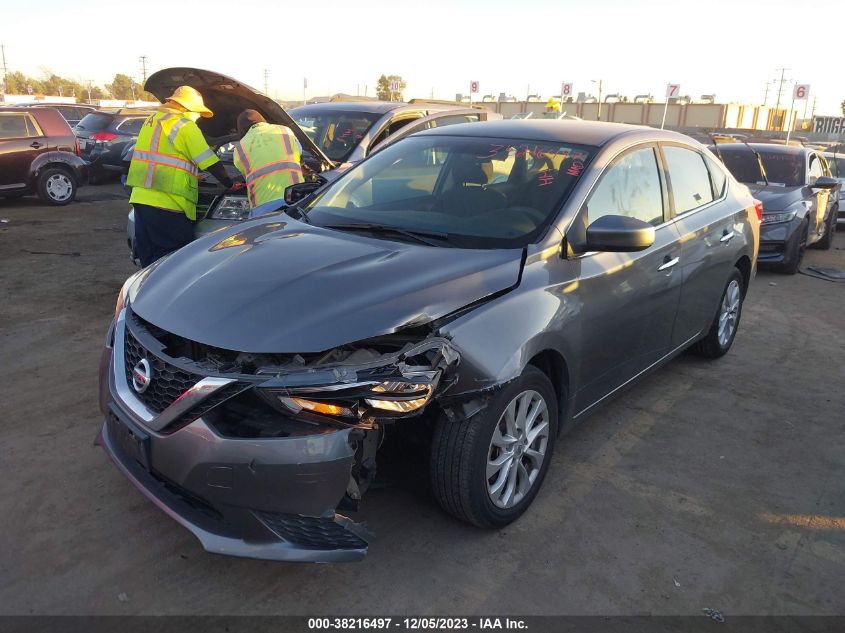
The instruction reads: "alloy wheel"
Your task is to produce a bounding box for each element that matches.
[46,174,73,202]
[718,279,741,347]
[486,389,550,509]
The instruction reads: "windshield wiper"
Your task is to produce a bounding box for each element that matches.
[288,204,311,224]
[320,223,452,247]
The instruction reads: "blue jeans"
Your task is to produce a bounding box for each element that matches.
[133,204,193,267]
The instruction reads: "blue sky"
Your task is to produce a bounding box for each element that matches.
[2,0,842,115]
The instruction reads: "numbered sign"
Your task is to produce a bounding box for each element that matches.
[666,83,680,99]
[793,84,810,100]
[470,80,479,94]
[561,82,573,98]
[389,80,400,92]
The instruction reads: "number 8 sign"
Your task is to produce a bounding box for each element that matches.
[793,84,810,100]
[561,82,573,98]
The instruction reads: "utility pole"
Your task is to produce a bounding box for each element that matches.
[139,56,148,85]
[762,81,771,106]
[263,69,270,97]
[1,44,8,95]
[772,68,790,131]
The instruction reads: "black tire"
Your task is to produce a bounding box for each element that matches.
[430,365,558,528]
[37,167,77,206]
[776,221,808,275]
[815,207,837,250]
[691,268,745,359]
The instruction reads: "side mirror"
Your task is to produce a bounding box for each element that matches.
[284,181,323,204]
[583,215,656,252]
[811,176,839,190]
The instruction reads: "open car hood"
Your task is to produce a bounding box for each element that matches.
[144,67,335,169]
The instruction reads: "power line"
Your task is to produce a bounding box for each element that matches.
[263,69,270,97]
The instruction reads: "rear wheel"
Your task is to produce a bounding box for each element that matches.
[37,168,76,206]
[691,269,744,359]
[430,365,558,528]
[815,207,837,250]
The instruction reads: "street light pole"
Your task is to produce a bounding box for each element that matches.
[591,79,603,121]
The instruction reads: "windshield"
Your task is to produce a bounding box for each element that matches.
[290,107,381,162]
[298,135,596,249]
[719,147,805,187]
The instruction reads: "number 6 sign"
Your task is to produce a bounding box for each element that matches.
[666,83,680,99]
[793,84,810,100]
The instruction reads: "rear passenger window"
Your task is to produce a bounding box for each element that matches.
[663,146,714,214]
[808,154,823,183]
[703,153,727,198]
[118,118,145,136]
[0,113,34,139]
[585,147,664,226]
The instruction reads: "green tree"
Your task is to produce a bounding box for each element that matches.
[841,99,845,116]
[376,74,406,101]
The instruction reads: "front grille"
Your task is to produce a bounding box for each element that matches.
[124,328,200,414]
[254,511,368,550]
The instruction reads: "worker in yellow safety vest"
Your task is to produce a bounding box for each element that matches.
[233,109,305,209]
[127,86,234,266]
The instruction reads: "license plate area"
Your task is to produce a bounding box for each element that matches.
[107,408,151,471]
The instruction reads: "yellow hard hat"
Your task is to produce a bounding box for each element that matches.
[166,86,213,118]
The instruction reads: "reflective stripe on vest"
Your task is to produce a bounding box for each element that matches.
[127,111,203,204]
[234,143,256,207]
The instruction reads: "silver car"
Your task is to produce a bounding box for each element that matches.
[100,119,759,562]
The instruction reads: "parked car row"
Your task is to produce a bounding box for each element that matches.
[74,108,154,184]
[100,67,761,563]
[710,141,840,273]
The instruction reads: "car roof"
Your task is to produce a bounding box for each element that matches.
[290,101,407,115]
[415,119,695,147]
[716,142,810,155]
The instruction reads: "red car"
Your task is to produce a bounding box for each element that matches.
[0,106,88,205]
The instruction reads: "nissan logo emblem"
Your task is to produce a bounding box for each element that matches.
[132,358,152,394]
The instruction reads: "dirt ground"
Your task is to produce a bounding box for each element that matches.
[1,185,843,616]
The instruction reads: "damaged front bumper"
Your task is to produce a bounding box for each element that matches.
[97,306,459,562]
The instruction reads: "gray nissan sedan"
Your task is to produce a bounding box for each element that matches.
[98,120,759,562]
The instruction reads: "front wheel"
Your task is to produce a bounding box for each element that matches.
[691,268,745,359]
[37,168,77,206]
[430,365,558,528]
[776,221,808,275]
[815,207,837,250]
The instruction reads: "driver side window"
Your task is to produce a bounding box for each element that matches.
[585,147,665,227]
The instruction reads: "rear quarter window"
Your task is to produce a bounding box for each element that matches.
[0,113,35,138]
[117,118,145,136]
[703,153,728,197]
[76,113,114,131]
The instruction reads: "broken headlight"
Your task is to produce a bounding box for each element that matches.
[209,195,250,220]
[365,382,433,412]
[274,380,436,421]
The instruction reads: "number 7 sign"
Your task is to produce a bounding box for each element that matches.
[666,83,680,99]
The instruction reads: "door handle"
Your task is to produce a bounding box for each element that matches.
[720,230,735,243]
[658,256,679,271]
[30,142,43,149]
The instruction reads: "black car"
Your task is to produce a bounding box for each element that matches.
[713,143,840,273]
[75,109,154,184]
